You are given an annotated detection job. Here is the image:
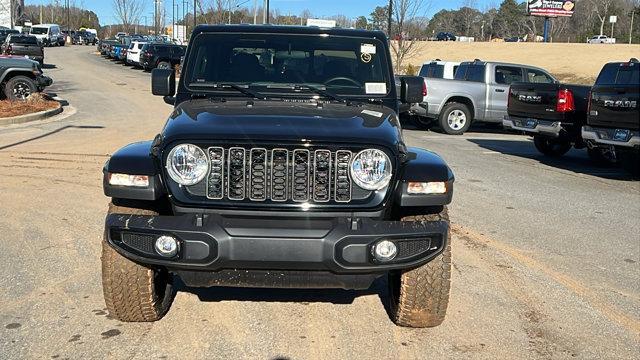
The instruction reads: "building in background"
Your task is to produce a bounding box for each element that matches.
[0,0,25,29]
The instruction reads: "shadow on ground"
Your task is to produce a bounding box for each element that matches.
[178,275,389,306]
[468,138,634,180]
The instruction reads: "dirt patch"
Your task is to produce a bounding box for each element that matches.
[0,94,59,118]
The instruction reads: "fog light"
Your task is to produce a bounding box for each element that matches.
[373,240,397,262]
[155,235,178,257]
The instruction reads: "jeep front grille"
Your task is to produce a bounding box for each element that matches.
[204,146,353,203]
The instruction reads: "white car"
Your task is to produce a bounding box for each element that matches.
[587,35,616,44]
[126,41,146,66]
[29,24,61,46]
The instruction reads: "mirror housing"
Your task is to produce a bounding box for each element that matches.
[151,68,175,97]
[400,76,425,104]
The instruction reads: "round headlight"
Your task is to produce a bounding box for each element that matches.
[350,149,392,191]
[166,144,209,186]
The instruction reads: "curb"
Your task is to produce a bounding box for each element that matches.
[0,103,63,126]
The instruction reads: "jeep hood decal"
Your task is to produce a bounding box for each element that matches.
[160,100,404,151]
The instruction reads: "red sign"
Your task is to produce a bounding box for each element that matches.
[527,0,576,17]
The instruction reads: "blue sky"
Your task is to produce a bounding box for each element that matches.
[27,0,495,25]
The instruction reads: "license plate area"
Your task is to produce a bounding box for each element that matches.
[514,118,538,129]
[613,129,630,142]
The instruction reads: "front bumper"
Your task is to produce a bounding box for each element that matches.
[582,126,640,149]
[36,75,53,90]
[106,213,448,274]
[503,116,563,137]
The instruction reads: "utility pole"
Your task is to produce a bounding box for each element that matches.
[154,0,158,35]
[266,0,269,24]
[253,0,257,24]
[630,10,635,45]
[172,0,175,31]
[387,0,392,39]
[228,0,231,24]
[193,0,196,30]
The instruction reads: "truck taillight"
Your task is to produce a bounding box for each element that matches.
[422,81,427,96]
[556,89,575,113]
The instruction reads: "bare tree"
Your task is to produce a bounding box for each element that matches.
[112,0,143,34]
[590,0,615,35]
[390,0,432,71]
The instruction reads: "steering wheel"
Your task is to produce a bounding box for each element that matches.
[325,77,361,87]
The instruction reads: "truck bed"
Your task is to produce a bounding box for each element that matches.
[508,82,590,125]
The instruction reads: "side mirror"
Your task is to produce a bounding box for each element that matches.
[151,68,175,96]
[400,76,424,104]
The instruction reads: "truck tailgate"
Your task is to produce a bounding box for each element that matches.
[588,84,639,131]
[10,44,43,57]
[508,82,589,124]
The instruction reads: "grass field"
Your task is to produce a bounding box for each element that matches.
[404,42,640,84]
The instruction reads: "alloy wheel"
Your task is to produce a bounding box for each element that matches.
[447,110,467,130]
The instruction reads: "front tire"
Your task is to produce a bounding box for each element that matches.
[533,135,572,157]
[388,207,451,328]
[439,102,472,135]
[4,76,37,101]
[101,203,174,322]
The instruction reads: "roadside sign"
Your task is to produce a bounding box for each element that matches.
[609,16,617,23]
[527,0,576,18]
[306,19,337,28]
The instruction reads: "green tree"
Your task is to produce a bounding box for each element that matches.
[355,16,368,29]
[369,6,389,32]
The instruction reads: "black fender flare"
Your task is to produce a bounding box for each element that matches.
[394,147,455,207]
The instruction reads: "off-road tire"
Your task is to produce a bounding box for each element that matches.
[439,102,472,135]
[4,75,37,101]
[533,135,572,157]
[413,115,434,130]
[157,61,171,70]
[101,203,174,322]
[388,207,451,328]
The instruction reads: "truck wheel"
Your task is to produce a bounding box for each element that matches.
[533,135,571,157]
[439,103,472,135]
[388,207,451,328]
[413,116,434,130]
[4,76,37,101]
[587,147,617,166]
[157,61,171,70]
[101,203,174,322]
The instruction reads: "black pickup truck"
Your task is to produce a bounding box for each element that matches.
[101,25,455,328]
[582,59,640,174]
[1,34,45,66]
[138,42,185,71]
[503,78,596,158]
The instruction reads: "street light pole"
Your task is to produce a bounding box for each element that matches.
[387,0,392,39]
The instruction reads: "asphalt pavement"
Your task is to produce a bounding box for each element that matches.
[0,46,638,360]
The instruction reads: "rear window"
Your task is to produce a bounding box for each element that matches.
[419,64,445,78]
[30,27,48,35]
[9,35,38,44]
[526,68,555,84]
[455,64,485,82]
[596,63,640,85]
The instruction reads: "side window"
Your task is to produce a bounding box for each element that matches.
[418,65,429,77]
[526,68,554,84]
[465,65,486,82]
[495,66,523,85]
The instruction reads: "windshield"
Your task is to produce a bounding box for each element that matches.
[185,33,390,97]
[30,27,48,35]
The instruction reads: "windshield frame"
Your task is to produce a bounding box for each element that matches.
[182,32,393,100]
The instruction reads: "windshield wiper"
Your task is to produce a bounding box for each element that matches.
[267,84,346,103]
[189,82,267,100]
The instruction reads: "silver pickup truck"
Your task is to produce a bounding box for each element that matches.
[416,60,558,134]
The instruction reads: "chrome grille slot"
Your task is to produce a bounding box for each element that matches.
[270,149,289,201]
[206,147,224,199]
[227,147,246,200]
[201,146,359,204]
[292,150,311,202]
[334,150,352,202]
[313,150,331,202]
[249,148,267,201]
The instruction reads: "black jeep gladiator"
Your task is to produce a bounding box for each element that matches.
[582,58,640,174]
[101,25,455,328]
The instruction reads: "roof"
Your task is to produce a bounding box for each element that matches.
[191,24,387,41]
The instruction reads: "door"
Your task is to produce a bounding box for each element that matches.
[487,65,524,121]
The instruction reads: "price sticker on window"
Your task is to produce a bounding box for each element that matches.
[360,43,377,55]
[365,83,387,94]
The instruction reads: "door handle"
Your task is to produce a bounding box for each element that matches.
[495,89,505,93]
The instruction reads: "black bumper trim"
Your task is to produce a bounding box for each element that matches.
[105,213,448,274]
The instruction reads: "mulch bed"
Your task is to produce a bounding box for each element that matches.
[0,95,60,118]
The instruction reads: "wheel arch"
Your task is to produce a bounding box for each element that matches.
[0,68,36,84]
[442,96,475,121]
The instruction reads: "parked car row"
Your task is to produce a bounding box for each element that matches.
[504,58,639,174]
[406,57,639,174]
[97,35,185,71]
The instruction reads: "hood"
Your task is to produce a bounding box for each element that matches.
[160,99,404,152]
[0,55,39,67]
